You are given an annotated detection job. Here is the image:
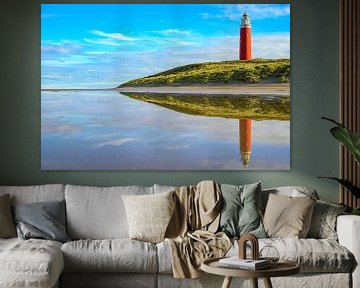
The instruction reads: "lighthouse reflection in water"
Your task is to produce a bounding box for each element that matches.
[41,90,290,170]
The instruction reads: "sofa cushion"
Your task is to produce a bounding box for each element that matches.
[0,238,64,288]
[153,184,176,194]
[234,238,353,273]
[12,200,70,243]
[307,200,347,240]
[65,185,153,239]
[218,182,266,238]
[0,194,16,238]
[122,191,175,243]
[261,186,319,213]
[0,184,65,204]
[61,239,158,273]
[263,194,316,238]
[61,273,157,288]
[157,238,353,274]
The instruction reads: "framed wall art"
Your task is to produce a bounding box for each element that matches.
[41,3,290,170]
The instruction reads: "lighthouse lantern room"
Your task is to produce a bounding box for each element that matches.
[239,12,252,61]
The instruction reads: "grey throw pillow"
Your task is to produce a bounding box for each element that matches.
[0,194,16,238]
[12,200,70,243]
[218,182,266,238]
[307,200,347,240]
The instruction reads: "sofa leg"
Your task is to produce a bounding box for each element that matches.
[263,277,273,288]
[221,276,232,288]
[251,278,258,288]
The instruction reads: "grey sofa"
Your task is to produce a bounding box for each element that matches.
[0,184,359,288]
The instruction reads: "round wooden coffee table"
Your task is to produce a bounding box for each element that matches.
[201,257,300,288]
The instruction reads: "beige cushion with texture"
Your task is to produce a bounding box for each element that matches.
[263,193,316,238]
[122,191,175,243]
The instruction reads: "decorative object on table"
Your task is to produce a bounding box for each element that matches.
[319,117,360,210]
[218,257,271,270]
[201,257,300,288]
[259,245,280,265]
[215,233,271,271]
[238,233,259,260]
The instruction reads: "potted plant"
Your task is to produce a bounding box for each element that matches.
[320,117,360,215]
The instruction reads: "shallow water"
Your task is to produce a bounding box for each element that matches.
[41,90,290,170]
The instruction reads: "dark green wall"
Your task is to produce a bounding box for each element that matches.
[0,0,340,202]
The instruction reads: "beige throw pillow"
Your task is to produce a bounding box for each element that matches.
[0,194,17,238]
[122,191,175,243]
[263,193,316,238]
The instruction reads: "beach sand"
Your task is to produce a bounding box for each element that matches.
[116,83,290,96]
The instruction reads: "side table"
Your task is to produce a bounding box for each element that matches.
[201,257,300,288]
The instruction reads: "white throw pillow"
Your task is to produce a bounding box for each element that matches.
[122,191,175,243]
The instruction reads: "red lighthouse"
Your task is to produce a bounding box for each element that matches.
[239,12,252,167]
[239,12,252,60]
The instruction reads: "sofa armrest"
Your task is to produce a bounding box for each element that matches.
[337,215,360,288]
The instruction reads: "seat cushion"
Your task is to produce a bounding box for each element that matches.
[62,239,158,273]
[229,238,354,273]
[61,273,157,288]
[65,185,153,239]
[0,238,64,288]
[157,238,354,274]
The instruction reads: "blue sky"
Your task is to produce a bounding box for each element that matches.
[41,4,290,89]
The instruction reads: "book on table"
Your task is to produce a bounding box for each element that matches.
[218,257,271,270]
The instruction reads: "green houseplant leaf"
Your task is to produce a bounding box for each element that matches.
[318,177,360,199]
[322,117,360,165]
[319,117,360,203]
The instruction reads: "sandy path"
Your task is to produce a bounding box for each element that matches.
[116,83,290,96]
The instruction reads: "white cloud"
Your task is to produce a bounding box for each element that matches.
[42,54,91,66]
[151,29,192,36]
[201,4,290,21]
[41,40,83,54]
[41,124,81,135]
[83,38,121,47]
[90,30,138,41]
[164,144,190,150]
[252,33,290,59]
[252,120,290,145]
[94,138,138,149]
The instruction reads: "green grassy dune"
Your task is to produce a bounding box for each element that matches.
[118,59,290,87]
[121,92,290,121]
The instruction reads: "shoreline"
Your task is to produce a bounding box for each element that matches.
[42,83,290,96]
